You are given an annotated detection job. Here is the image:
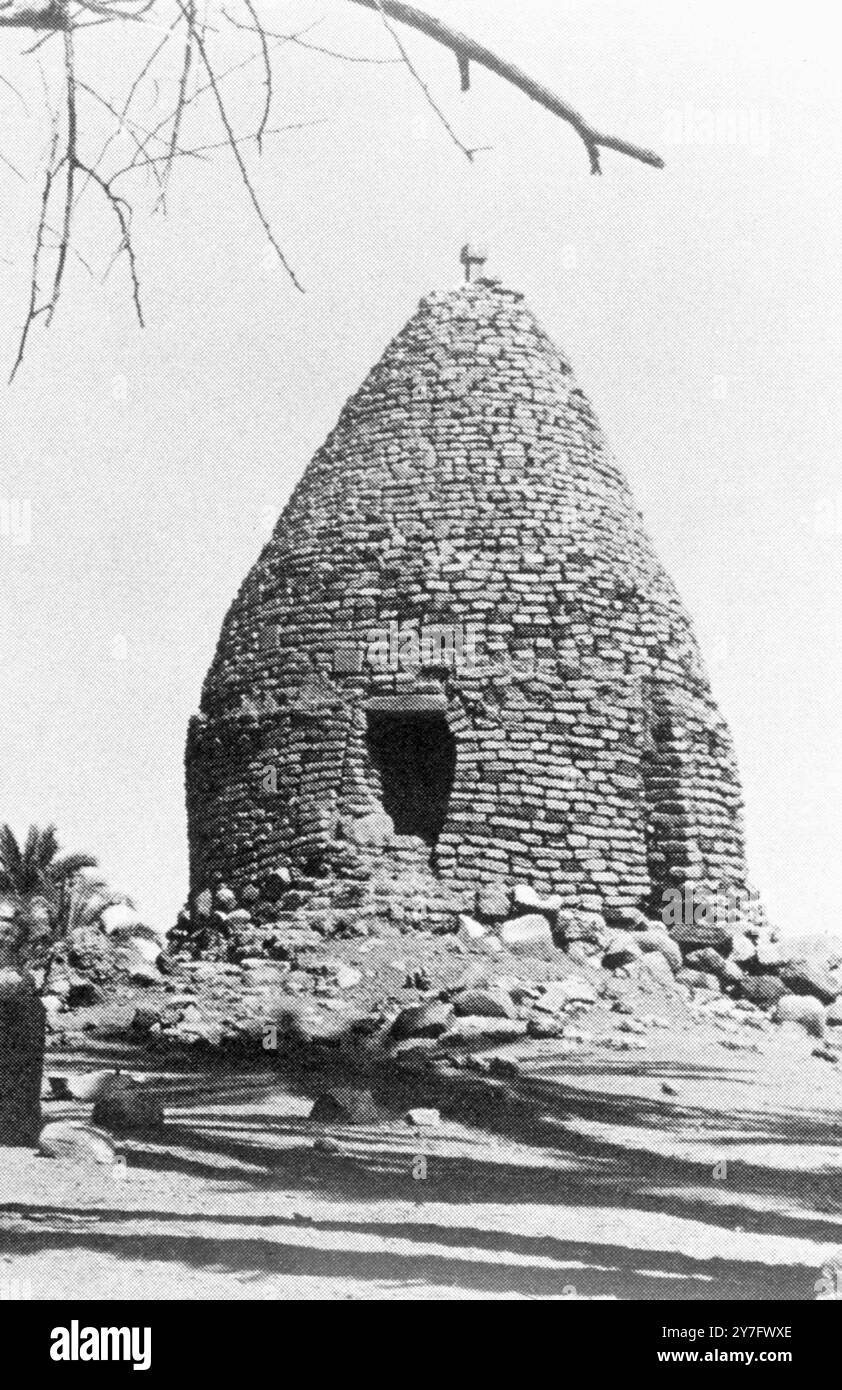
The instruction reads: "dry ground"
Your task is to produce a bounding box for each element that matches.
[2,1017,842,1300]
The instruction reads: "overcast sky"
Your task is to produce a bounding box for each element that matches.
[0,0,838,936]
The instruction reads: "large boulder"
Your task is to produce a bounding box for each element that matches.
[774,993,825,1038]
[391,1001,453,1041]
[441,1017,527,1044]
[778,959,841,1006]
[92,1085,165,1134]
[0,969,45,1146]
[453,988,517,1020]
[738,974,787,1009]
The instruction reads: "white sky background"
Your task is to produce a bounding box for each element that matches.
[0,0,839,935]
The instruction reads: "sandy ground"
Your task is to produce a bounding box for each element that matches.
[2,1020,842,1301]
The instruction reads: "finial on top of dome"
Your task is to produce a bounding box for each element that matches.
[460,242,488,283]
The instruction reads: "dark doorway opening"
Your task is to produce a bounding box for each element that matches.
[366,712,456,846]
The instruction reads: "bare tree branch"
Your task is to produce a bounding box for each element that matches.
[345,0,664,173]
[157,0,195,204]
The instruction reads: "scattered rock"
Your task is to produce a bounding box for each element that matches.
[526,1013,565,1039]
[755,936,784,969]
[635,930,682,972]
[441,1017,527,1044]
[312,1137,343,1156]
[475,883,511,922]
[826,999,842,1028]
[684,947,730,977]
[499,914,554,952]
[332,964,363,990]
[676,968,721,992]
[452,988,517,1020]
[738,975,787,1009]
[458,914,487,940]
[38,1121,116,1165]
[539,977,598,1011]
[214,886,237,913]
[65,978,104,1009]
[309,1087,383,1125]
[488,1057,520,1080]
[92,1087,165,1134]
[731,934,757,965]
[670,920,733,952]
[604,906,656,932]
[193,889,213,918]
[391,1001,453,1041]
[48,1069,130,1103]
[555,910,606,945]
[405,1108,440,1128]
[512,884,561,916]
[602,933,642,970]
[779,959,841,1006]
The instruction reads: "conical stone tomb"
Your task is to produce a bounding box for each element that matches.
[184,277,752,950]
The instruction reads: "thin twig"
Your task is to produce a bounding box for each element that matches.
[223,10,400,64]
[370,0,476,161]
[242,0,270,152]
[184,5,303,290]
[77,160,144,324]
[10,126,59,382]
[156,0,195,205]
